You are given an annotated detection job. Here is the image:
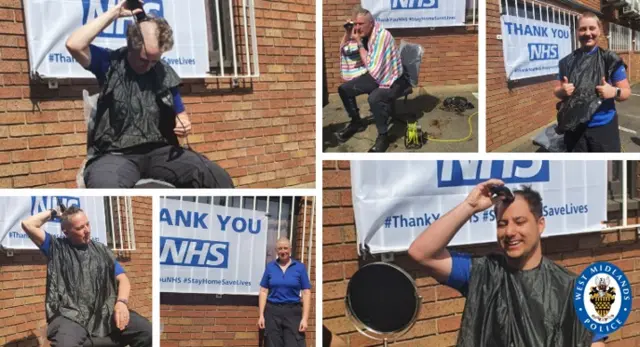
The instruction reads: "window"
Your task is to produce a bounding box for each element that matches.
[606,161,640,225]
[204,0,259,77]
[466,0,479,25]
[609,22,632,51]
[104,197,136,251]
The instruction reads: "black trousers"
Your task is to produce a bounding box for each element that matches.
[337,73,409,135]
[563,114,621,152]
[47,311,152,347]
[84,144,234,188]
[265,302,306,347]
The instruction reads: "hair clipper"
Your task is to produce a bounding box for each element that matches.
[126,0,147,21]
[490,186,514,203]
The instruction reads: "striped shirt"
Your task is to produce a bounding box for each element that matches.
[365,22,402,89]
[340,40,367,81]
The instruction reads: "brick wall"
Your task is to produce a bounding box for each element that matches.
[160,197,317,347]
[0,196,153,347]
[322,0,478,93]
[0,0,315,188]
[323,160,640,346]
[487,0,640,151]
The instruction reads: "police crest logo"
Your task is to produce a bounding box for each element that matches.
[574,262,632,334]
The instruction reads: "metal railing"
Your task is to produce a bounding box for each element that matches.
[610,22,633,51]
[499,0,581,50]
[466,0,479,26]
[105,197,136,251]
[205,0,260,78]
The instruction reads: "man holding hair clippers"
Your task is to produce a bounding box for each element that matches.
[66,0,234,188]
[21,204,152,346]
[408,181,607,347]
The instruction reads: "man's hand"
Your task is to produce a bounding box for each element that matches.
[114,301,130,331]
[174,112,192,137]
[115,0,144,18]
[561,76,575,97]
[596,76,617,99]
[257,315,265,329]
[351,29,363,46]
[464,179,505,213]
[299,318,308,332]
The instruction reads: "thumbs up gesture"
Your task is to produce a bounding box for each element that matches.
[561,76,575,97]
[595,77,616,99]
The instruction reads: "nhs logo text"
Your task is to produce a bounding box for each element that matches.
[82,0,164,38]
[529,43,559,61]
[437,161,550,187]
[391,0,437,9]
[31,196,81,222]
[160,237,229,268]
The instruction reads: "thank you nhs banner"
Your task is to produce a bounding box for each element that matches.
[159,199,268,295]
[501,15,572,80]
[0,196,108,249]
[351,161,607,254]
[24,0,209,78]
[362,0,466,28]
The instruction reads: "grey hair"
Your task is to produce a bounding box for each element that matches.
[60,205,84,233]
[351,5,373,21]
[126,15,175,52]
[276,237,291,246]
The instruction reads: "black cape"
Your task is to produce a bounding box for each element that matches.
[556,48,625,134]
[45,237,118,337]
[89,47,181,156]
[456,254,593,347]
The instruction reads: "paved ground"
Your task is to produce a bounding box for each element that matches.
[509,84,640,152]
[322,86,478,152]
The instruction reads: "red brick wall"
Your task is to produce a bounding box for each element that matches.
[160,197,317,347]
[487,0,640,151]
[323,0,478,93]
[0,0,315,188]
[0,197,153,347]
[323,160,640,346]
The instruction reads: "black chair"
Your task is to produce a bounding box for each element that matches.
[391,42,425,118]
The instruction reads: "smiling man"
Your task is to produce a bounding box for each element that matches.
[20,206,151,346]
[65,0,233,188]
[408,180,606,347]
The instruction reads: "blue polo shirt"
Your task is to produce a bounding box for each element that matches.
[40,232,125,277]
[558,46,627,128]
[260,258,311,304]
[447,251,606,343]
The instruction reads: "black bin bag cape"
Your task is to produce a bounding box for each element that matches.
[456,254,593,347]
[45,237,118,337]
[88,47,181,158]
[556,47,625,134]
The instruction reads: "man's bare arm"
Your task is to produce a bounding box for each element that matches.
[20,210,54,247]
[65,1,142,68]
[408,179,504,283]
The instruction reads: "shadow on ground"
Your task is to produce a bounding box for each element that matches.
[323,87,478,153]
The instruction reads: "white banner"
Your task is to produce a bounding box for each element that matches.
[361,0,466,28]
[24,0,209,79]
[0,196,108,249]
[501,14,573,80]
[159,198,268,295]
[351,161,607,254]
